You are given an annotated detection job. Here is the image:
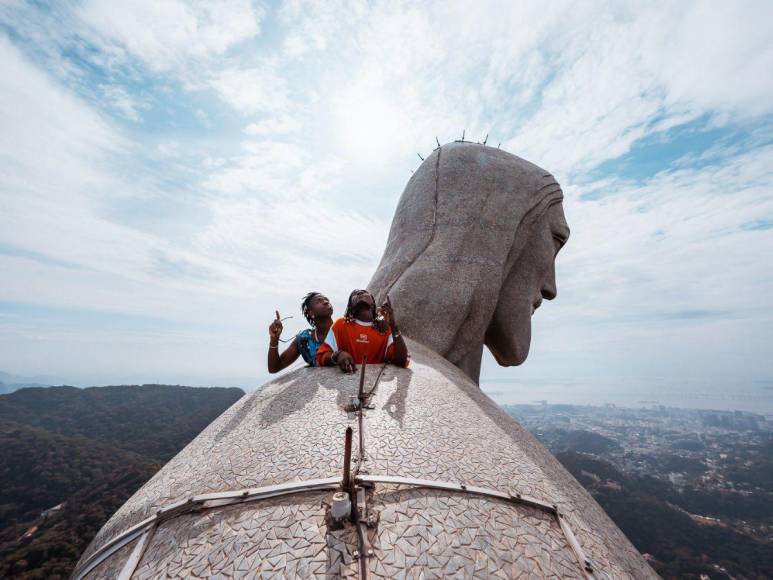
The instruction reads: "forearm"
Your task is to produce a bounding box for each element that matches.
[267,340,281,373]
[323,351,339,366]
[391,327,408,366]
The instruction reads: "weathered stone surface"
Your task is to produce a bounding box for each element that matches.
[369,142,569,383]
[75,343,656,579]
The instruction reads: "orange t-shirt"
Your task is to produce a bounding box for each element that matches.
[316,318,409,367]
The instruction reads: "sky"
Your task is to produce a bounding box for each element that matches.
[0,1,772,395]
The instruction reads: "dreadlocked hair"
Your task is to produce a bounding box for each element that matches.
[301,292,322,326]
[344,289,376,322]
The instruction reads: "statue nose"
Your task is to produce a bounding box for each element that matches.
[540,257,558,300]
[541,271,557,300]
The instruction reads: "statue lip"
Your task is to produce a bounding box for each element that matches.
[531,298,543,315]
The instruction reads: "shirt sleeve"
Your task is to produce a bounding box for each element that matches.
[316,341,333,367]
[315,320,341,367]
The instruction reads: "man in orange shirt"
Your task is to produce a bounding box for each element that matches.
[316,290,409,373]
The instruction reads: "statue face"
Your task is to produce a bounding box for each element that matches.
[485,202,569,366]
[368,143,570,383]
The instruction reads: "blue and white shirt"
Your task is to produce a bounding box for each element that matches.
[296,328,324,366]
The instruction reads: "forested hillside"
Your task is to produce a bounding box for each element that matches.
[0,384,244,459]
[558,451,773,579]
[0,384,243,579]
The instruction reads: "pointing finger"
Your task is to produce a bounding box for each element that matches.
[275,310,280,321]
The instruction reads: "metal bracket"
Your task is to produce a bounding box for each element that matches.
[73,477,341,580]
[356,474,596,580]
[116,524,155,580]
[355,486,373,579]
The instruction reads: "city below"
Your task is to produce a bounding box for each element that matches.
[506,402,773,577]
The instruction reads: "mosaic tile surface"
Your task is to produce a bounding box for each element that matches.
[75,340,657,579]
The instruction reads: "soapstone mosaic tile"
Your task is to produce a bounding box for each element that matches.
[77,340,656,579]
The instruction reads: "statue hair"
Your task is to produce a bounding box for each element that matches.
[368,142,563,367]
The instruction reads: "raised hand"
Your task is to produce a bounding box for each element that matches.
[373,315,389,335]
[377,296,397,330]
[269,310,283,342]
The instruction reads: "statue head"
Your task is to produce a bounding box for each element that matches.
[368,142,569,383]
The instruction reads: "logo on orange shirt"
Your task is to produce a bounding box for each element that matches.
[356,333,369,344]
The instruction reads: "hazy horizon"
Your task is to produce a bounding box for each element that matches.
[1,1,772,399]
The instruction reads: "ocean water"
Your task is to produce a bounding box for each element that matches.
[479,377,773,416]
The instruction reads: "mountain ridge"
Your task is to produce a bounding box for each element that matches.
[0,383,244,460]
[0,383,244,579]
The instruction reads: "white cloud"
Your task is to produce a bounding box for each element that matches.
[518,142,773,381]
[278,0,365,59]
[154,140,181,158]
[99,83,146,121]
[651,1,773,118]
[243,115,301,136]
[195,196,388,297]
[0,35,250,318]
[504,1,773,174]
[211,63,290,115]
[76,0,264,72]
[202,141,312,196]
[275,1,773,174]
[195,108,212,127]
[0,35,121,205]
[2,1,773,388]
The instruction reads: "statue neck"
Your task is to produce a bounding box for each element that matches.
[451,343,484,385]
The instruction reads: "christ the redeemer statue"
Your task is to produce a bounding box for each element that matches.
[73,142,656,580]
